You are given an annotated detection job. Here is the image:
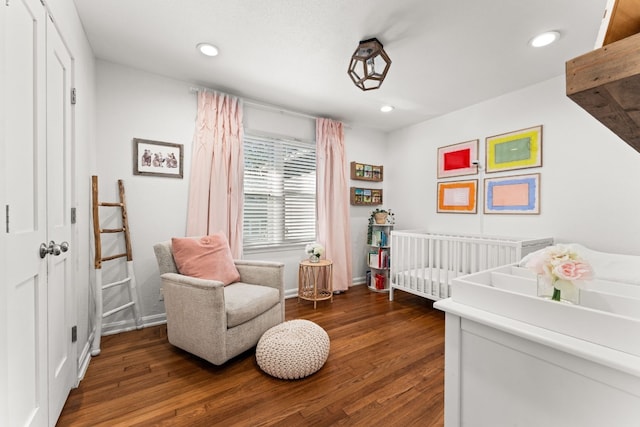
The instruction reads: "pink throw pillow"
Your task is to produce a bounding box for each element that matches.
[171,234,240,285]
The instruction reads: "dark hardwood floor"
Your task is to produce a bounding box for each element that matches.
[57,285,445,426]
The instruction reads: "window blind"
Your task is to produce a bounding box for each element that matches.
[243,133,316,249]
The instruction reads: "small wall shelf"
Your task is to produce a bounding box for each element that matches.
[350,162,383,182]
[350,187,383,206]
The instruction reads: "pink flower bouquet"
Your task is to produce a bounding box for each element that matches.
[526,244,594,302]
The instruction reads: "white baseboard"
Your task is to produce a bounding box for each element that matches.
[140,313,168,328]
[352,276,366,285]
[284,288,298,299]
[100,313,167,336]
[284,276,367,299]
[76,336,93,384]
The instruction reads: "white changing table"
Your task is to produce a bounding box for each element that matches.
[434,264,640,427]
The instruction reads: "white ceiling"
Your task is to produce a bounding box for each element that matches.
[72,0,608,132]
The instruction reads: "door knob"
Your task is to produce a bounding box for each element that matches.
[39,241,70,258]
[39,243,49,259]
[50,241,61,256]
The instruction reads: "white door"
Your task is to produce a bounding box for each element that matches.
[45,15,75,424]
[2,1,75,426]
[0,0,6,421]
[4,0,48,425]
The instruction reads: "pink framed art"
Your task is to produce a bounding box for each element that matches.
[437,139,479,178]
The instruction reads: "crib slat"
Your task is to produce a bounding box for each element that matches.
[428,238,434,296]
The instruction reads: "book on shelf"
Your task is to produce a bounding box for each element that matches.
[354,187,364,203]
[374,273,386,289]
[368,251,379,267]
[370,230,388,247]
[370,247,389,269]
[380,230,387,246]
[372,166,382,180]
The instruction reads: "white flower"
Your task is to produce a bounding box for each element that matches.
[305,242,324,256]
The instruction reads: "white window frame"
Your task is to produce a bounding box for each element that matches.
[243,131,316,251]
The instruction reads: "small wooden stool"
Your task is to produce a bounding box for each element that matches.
[298,259,333,309]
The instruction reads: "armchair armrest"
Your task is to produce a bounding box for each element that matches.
[160,272,228,360]
[160,272,226,291]
[234,260,285,291]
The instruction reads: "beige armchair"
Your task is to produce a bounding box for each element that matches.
[153,240,285,365]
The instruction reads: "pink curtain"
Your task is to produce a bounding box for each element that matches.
[316,118,352,292]
[186,91,244,258]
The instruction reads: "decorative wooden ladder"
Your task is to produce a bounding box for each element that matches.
[91,175,142,356]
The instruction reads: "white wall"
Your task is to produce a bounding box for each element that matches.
[95,61,389,326]
[344,127,389,283]
[95,61,195,328]
[386,75,640,255]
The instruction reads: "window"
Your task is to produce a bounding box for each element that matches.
[243,132,316,250]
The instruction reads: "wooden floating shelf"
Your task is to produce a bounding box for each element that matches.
[350,162,383,182]
[350,187,383,206]
[566,31,640,154]
[566,0,640,154]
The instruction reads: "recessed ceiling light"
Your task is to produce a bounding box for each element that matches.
[197,43,219,57]
[380,105,394,113]
[530,31,560,48]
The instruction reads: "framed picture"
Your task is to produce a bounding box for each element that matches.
[437,179,477,213]
[133,138,183,178]
[484,173,540,214]
[485,125,542,173]
[437,139,479,178]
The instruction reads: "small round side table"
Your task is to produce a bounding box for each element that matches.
[298,259,333,309]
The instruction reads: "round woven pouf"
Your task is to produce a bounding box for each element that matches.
[256,319,330,380]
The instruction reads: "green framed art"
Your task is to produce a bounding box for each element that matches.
[485,125,542,173]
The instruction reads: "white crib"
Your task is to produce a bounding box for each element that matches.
[389,231,553,302]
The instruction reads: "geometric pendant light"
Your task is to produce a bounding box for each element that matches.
[348,38,392,91]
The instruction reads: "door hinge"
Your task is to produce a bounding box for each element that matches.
[71,207,76,224]
[71,326,77,343]
[5,205,8,233]
[71,88,77,105]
